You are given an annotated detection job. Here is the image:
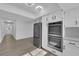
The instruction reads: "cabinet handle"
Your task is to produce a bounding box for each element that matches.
[75,20,77,25]
[63,45,65,50]
[69,42,75,45]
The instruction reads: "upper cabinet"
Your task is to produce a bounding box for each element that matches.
[64,8,79,27]
[45,11,63,23]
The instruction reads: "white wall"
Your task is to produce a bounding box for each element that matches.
[16,20,33,40]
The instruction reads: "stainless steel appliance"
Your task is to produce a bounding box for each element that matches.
[48,21,63,52]
[33,23,42,48]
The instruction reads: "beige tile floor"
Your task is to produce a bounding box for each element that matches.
[0,34,55,56]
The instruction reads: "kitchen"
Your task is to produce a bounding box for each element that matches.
[34,3,79,56]
[0,3,79,56]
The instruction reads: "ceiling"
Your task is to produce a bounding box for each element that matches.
[0,3,79,21]
[6,3,60,14]
[0,9,33,22]
[58,3,79,11]
[0,3,61,19]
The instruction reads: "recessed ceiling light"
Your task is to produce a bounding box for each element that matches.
[35,6,44,12]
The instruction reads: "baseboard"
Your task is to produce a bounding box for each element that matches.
[16,37,33,40]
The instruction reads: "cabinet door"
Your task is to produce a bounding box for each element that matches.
[74,8,79,27]
[64,11,75,27]
[76,13,79,27]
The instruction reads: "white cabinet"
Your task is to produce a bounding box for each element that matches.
[63,39,79,56]
[64,11,76,27]
[64,8,79,27]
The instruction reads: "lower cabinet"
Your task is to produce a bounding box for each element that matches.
[63,39,79,56]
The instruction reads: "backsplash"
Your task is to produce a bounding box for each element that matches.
[65,27,79,39]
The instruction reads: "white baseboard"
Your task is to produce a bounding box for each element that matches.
[16,37,33,40]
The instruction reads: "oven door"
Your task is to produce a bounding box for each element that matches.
[48,36,63,52]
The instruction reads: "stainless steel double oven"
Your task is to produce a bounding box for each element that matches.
[48,21,63,52]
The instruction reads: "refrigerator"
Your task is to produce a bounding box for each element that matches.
[33,22,42,48]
